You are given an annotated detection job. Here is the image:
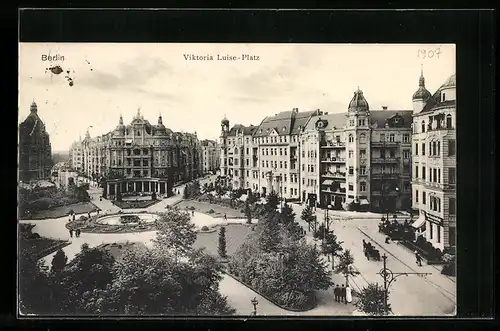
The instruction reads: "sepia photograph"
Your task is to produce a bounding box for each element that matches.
[18,43,456,317]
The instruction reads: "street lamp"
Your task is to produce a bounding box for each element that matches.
[322,204,332,247]
[378,253,431,315]
[250,297,259,316]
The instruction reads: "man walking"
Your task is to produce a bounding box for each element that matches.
[69,229,73,238]
[341,284,347,304]
[415,251,423,266]
[334,285,340,302]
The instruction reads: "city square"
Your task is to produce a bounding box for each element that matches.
[18,43,456,316]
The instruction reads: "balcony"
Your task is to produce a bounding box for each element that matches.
[322,172,346,179]
[371,173,400,179]
[321,188,346,194]
[321,141,345,148]
[371,141,400,147]
[321,157,346,163]
[371,157,400,163]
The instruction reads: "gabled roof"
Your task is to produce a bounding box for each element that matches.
[227,124,257,137]
[253,109,319,137]
[304,113,347,131]
[370,110,413,128]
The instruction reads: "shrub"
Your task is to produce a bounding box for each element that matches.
[201,226,209,231]
[277,291,311,310]
[207,209,215,214]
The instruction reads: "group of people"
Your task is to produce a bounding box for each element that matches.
[69,228,81,238]
[334,284,352,304]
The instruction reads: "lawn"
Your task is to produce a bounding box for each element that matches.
[193,224,253,257]
[176,200,246,219]
[20,237,71,260]
[112,200,161,209]
[23,202,98,220]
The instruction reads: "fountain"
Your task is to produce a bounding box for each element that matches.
[95,213,159,226]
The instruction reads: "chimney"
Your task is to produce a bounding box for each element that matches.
[382,106,388,110]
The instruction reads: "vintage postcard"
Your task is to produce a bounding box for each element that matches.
[18,43,456,317]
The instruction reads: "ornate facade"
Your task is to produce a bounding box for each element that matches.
[301,90,413,211]
[201,139,220,174]
[18,102,53,182]
[411,72,456,250]
[70,109,202,199]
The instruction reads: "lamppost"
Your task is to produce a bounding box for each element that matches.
[251,297,259,316]
[322,204,332,247]
[378,254,431,315]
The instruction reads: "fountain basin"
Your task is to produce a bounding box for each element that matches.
[95,213,159,226]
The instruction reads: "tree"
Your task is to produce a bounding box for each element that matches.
[153,210,197,263]
[50,249,68,274]
[218,226,227,258]
[279,204,296,225]
[265,191,279,212]
[301,205,314,231]
[19,251,55,314]
[356,283,390,316]
[335,249,358,286]
[88,245,236,315]
[321,231,344,268]
[257,212,281,253]
[245,203,252,224]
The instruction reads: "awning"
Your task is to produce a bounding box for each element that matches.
[360,199,369,205]
[412,214,426,229]
[322,179,333,186]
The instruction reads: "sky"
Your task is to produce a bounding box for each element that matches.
[19,43,455,152]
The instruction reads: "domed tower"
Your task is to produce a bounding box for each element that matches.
[345,87,371,206]
[114,114,125,136]
[221,115,230,136]
[412,66,432,113]
[30,101,38,114]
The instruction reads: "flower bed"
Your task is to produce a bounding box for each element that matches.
[20,237,71,260]
[112,199,160,209]
[65,213,157,233]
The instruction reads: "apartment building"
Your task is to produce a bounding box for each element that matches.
[201,139,220,174]
[411,72,456,250]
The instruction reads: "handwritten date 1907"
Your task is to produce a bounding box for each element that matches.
[417,48,441,59]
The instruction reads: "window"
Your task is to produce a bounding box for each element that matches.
[235,170,238,176]
[415,189,419,203]
[448,140,456,156]
[432,142,437,155]
[360,166,366,175]
[437,226,441,243]
[270,149,273,156]
[247,170,249,177]
[380,134,385,142]
[349,166,354,175]
[308,165,311,172]
[422,166,426,180]
[449,197,456,215]
[438,169,441,183]
[350,120,354,126]
[360,182,366,191]
[422,191,426,205]
[403,134,410,143]
[415,143,419,155]
[421,121,426,133]
[429,223,433,239]
[348,134,354,143]
[446,115,453,129]
[266,161,269,168]
[433,169,437,183]
[449,227,456,246]
[415,166,419,178]
[349,150,353,158]
[246,148,249,155]
[360,133,366,143]
[422,143,426,155]
[262,161,265,167]
[348,184,354,191]
[403,150,410,159]
[284,161,287,169]
[279,149,283,156]
[448,168,456,184]
[360,149,366,158]
[380,149,386,158]
[389,134,395,142]
[438,141,441,155]
[390,149,395,158]
[429,167,432,182]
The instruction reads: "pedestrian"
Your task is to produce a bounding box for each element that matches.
[341,284,346,303]
[72,214,76,221]
[192,210,195,216]
[76,229,81,237]
[88,212,91,218]
[334,285,340,302]
[69,229,73,238]
[346,285,352,303]
[224,213,227,221]
[415,251,422,266]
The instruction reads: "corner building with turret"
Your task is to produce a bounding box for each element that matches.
[411,73,456,251]
[69,109,202,199]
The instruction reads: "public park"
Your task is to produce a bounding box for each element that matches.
[18,174,456,316]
